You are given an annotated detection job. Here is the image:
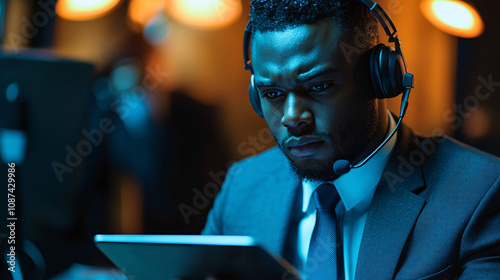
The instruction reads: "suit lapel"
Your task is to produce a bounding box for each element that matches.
[356,124,427,279]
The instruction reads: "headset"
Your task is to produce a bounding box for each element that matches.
[242,0,415,175]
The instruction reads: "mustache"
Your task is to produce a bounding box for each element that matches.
[278,131,333,148]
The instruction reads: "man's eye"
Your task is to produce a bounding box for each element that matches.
[309,83,331,92]
[263,91,283,99]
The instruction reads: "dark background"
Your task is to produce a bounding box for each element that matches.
[0,0,498,279]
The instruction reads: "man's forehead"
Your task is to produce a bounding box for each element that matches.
[251,19,343,50]
[251,20,345,80]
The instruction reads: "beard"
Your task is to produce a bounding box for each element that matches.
[275,99,380,182]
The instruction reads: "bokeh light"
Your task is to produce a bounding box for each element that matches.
[56,0,123,21]
[128,0,166,29]
[421,0,484,38]
[167,0,242,30]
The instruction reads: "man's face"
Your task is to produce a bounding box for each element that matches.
[251,19,384,182]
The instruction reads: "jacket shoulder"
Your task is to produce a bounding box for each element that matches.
[418,135,500,202]
[227,146,291,183]
[202,146,298,235]
[426,136,500,179]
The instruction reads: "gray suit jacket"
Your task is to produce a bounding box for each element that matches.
[202,124,500,279]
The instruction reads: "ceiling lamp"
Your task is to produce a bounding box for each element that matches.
[56,0,123,21]
[421,0,484,38]
[166,0,242,30]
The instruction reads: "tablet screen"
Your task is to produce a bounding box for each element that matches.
[94,234,301,280]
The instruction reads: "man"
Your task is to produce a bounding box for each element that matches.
[203,1,500,279]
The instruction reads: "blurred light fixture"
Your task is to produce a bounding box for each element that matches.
[128,0,166,30]
[421,0,484,38]
[56,0,123,21]
[166,0,242,30]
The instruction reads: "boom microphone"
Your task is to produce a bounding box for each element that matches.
[333,160,351,176]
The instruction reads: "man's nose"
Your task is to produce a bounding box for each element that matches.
[280,93,312,128]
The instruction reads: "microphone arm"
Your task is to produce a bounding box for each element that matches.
[353,86,409,169]
[333,73,413,176]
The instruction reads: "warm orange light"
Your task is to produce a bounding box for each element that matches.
[421,0,484,38]
[167,0,242,30]
[56,0,123,21]
[128,0,165,28]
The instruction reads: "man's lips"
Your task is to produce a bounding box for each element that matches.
[285,136,324,157]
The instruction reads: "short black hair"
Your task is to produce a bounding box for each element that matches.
[250,0,378,50]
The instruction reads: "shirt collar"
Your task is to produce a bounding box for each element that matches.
[302,111,397,212]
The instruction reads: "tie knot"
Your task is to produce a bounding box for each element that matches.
[313,184,340,210]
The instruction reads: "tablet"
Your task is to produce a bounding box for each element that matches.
[94,234,302,280]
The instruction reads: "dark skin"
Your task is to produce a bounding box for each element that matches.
[251,18,389,182]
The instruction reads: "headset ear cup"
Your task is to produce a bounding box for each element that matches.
[369,44,407,99]
[249,75,264,117]
[388,51,405,96]
[379,47,394,97]
[369,44,385,99]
